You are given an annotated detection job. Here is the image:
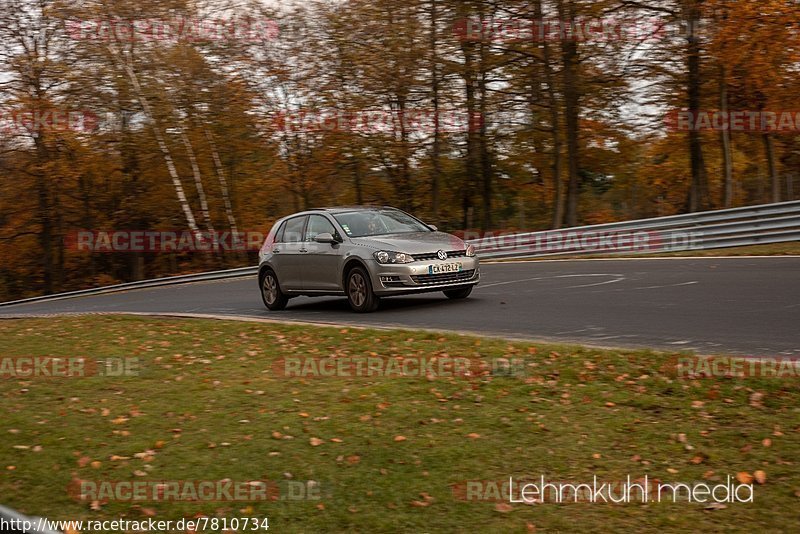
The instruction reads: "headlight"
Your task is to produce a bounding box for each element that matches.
[374,251,414,264]
[466,244,476,257]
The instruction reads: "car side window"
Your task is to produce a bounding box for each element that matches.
[274,221,287,243]
[305,215,337,242]
[281,216,307,243]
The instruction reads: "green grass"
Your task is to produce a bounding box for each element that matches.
[1,316,799,532]
[489,241,800,262]
[651,242,800,257]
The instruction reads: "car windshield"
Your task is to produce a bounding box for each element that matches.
[333,210,431,238]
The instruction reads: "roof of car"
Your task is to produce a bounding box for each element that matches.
[309,205,399,214]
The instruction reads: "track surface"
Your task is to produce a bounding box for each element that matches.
[1,258,798,356]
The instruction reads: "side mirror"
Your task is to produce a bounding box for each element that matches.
[314,232,337,244]
[428,225,438,232]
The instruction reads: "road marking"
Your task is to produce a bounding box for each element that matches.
[610,281,700,291]
[476,273,625,290]
[475,276,548,289]
[556,274,626,289]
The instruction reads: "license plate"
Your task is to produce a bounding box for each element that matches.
[428,263,463,275]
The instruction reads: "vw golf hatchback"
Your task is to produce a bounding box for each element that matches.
[258,207,480,312]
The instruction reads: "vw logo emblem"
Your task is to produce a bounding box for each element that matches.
[437,250,448,261]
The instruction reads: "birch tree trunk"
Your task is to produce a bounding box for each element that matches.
[107,43,203,240]
[204,126,242,245]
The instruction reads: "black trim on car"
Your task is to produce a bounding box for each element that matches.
[411,269,477,285]
[412,250,468,261]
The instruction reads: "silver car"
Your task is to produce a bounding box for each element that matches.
[257,207,480,312]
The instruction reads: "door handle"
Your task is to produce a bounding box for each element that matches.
[273,248,281,253]
[300,249,308,253]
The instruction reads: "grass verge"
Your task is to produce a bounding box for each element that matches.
[488,241,800,262]
[1,315,798,532]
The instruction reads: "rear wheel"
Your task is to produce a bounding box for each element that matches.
[346,266,380,313]
[261,269,289,311]
[443,286,473,300]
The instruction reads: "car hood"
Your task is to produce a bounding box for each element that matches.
[352,232,466,254]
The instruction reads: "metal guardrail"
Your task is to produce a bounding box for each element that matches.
[1,201,797,308]
[468,200,800,259]
[0,266,258,308]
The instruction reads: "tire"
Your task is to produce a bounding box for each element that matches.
[346,266,380,313]
[443,286,473,300]
[260,269,289,311]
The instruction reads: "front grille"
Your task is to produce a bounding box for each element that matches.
[413,250,468,262]
[411,269,476,285]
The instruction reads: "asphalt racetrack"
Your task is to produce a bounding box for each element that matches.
[1,257,798,356]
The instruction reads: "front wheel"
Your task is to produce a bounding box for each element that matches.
[261,269,289,311]
[443,286,473,300]
[346,266,380,313]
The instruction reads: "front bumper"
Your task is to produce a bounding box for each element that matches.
[368,257,480,296]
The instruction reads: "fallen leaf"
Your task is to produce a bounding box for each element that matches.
[466,433,481,439]
[309,437,324,447]
[754,470,767,484]
[494,503,514,513]
[394,435,407,442]
[736,472,754,484]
